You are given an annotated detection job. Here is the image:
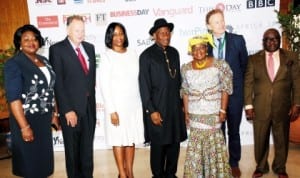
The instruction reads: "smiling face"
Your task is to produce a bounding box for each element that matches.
[67,19,85,46]
[207,12,226,37]
[20,31,40,55]
[112,25,125,50]
[192,43,208,61]
[153,26,171,49]
[263,29,281,52]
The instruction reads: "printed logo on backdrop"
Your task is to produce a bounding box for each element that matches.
[52,131,64,151]
[198,3,242,14]
[73,0,83,4]
[136,38,153,47]
[57,0,66,5]
[246,0,276,9]
[87,0,105,3]
[234,22,264,31]
[95,13,107,26]
[178,27,207,38]
[37,16,59,28]
[62,14,92,24]
[153,6,193,17]
[110,9,149,17]
[35,0,53,5]
[125,0,136,2]
[43,36,58,47]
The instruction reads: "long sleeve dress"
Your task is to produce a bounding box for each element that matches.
[181,59,233,178]
[99,48,144,146]
[4,52,56,178]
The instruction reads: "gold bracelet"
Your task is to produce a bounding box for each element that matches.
[21,125,30,132]
[219,109,226,114]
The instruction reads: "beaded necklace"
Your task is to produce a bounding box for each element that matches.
[194,58,208,69]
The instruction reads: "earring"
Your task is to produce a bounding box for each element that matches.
[20,47,22,50]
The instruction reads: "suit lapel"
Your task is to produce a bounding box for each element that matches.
[224,32,235,63]
[256,51,271,81]
[274,50,286,81]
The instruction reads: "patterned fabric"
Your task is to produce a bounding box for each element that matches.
[181,59,232,178]
[21,73,55,114]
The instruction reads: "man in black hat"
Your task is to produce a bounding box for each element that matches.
[138,18,187,178]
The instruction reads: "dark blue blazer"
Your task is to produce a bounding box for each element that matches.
[208,32,248,104]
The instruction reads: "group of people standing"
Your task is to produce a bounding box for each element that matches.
[4,8,300,178]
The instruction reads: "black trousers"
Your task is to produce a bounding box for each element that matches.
[150,142,180,178]
[60,101,96,178]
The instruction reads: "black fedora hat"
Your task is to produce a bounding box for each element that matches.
[149,18,174,35]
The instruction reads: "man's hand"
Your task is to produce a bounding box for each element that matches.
[65,111,78,127]
[289,105,300,122]
[150,112,163,126]
[245,109,255,121]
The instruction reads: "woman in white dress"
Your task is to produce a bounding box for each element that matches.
[99,22,144,178]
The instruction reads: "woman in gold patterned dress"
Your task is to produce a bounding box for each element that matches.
[181,34,233,177]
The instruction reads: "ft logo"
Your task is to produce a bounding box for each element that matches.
[95,13,107,26]
[247,0,275,8]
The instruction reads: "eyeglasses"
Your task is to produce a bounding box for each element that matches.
[263,37,280,42]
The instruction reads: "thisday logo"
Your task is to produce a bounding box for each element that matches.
[215,3,241,12]
[198,3,241,14]
[246,0,276,8]
[37,16,59,28]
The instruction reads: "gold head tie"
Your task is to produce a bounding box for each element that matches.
[188,33,216,54]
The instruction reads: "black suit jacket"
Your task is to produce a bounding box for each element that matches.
[49,37,96,117]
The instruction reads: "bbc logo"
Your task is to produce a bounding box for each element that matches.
[247,0,275,8]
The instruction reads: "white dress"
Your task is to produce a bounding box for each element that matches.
[99,48,144,146]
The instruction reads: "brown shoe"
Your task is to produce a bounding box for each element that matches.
[252,170,263,178]
[278,172,288,178]
[231,167,241,178]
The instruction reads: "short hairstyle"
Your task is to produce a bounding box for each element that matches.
[104,22,129,49]
[13,24,45,52]
[66,15,84,26]
[205,9,224,25]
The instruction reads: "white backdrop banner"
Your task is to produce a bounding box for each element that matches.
[26,0,280,150]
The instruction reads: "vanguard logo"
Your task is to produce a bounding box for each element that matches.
[153,6,193,17]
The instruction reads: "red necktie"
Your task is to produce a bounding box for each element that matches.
[267,53,274,81]
[76,47,88,75]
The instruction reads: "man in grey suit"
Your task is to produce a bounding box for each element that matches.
[244,28,300,178]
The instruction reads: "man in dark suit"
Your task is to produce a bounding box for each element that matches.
[206,9,248,178]
[49,15,96,178]
[139,18,187,178]
[244,28,300,178]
